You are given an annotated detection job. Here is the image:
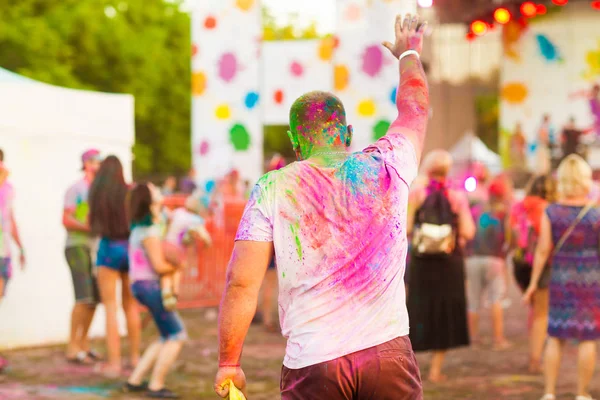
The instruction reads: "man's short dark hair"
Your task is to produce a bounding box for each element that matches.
[289,91,347,142]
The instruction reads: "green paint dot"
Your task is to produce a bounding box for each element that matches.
[282,272,286,278]
[372,119,391,140]
[229,123,251,151]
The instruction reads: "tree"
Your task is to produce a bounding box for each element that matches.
[0,0,191,178]
[262,6,323,41]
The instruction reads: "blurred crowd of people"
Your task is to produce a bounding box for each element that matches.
[406,148,600,399]
[0,148,220,398]
[510,83,600,177]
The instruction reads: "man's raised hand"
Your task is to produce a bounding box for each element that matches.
[382,14,427,59]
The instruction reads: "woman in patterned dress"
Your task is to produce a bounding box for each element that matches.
[524,155,600,400]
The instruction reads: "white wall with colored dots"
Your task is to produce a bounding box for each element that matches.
[190,0,417,186]
[499,2,600,170]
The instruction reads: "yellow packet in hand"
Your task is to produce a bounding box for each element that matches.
[227,379,246,400]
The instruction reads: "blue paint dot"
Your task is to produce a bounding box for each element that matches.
[390,87,397,105]
[244,91,259,109]
[205,179,216,193]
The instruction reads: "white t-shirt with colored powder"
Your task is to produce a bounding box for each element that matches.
[64,178,93,248]
[236,134,418,369]
[129,224,162,282]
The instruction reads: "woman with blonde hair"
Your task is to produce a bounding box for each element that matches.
[407,149,475,382]
[524,154,600,400]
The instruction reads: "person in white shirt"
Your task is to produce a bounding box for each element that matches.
[214,14,429,400]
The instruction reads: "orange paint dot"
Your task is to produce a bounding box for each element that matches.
[501,82,528,104]
[204,16,217,29]
[334,65,350,91]
[318,37,336,61]
[236,0,255,11]
[192,71,207,96]
[274,90,284,105]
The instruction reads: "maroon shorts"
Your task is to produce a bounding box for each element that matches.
[280,336,423,400]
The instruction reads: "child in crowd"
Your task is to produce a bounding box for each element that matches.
[466,176,512,350]
[161,190,212,310]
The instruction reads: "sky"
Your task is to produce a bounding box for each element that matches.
[262,0,336,33]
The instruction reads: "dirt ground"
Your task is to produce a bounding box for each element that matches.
[1,286,599,400]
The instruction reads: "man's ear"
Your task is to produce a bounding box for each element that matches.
[346,125,353,147]
[287,130,299,151]
[287,130,303,160]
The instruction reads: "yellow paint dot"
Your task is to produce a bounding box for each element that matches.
[357,99,377,117]
[334,65,350,91]
[236,0,255,11]
[215,104,231,120]
[318,37,336,61]
[192,71,206,96]
[501,82,528,104]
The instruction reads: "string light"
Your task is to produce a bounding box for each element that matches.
[494,7,512,24]
[520,2,538,17]
[536,4,547,15]
[471,20,488,36]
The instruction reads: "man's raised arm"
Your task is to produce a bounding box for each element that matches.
[382,14,429,162]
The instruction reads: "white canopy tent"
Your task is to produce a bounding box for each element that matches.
[0,67,135,349]
[449,132,503,175]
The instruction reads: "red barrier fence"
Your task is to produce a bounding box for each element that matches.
[163,195,246,309]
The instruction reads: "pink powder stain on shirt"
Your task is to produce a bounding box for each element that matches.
[362,45,384,77]
[131,249,147,267]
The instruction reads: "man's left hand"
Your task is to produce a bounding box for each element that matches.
[214,366,247,398]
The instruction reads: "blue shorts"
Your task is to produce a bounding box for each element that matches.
[0,257,11,297]
[131,280,187,342]
[97,238,129,272]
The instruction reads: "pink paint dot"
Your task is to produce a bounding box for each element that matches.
[362,45,384,77]
[199,141,210,156]
[290,61,304,77]
[192,43,198,57]
[218,53,238,83]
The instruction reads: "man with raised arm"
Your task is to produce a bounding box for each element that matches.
[215,14,428,400]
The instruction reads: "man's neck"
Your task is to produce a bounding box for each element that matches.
[305,147,349,165]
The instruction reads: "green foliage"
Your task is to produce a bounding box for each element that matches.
[262,7,323,41]
[475,93,499,153]
[264,125,295,160]
[0,0,191,179]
